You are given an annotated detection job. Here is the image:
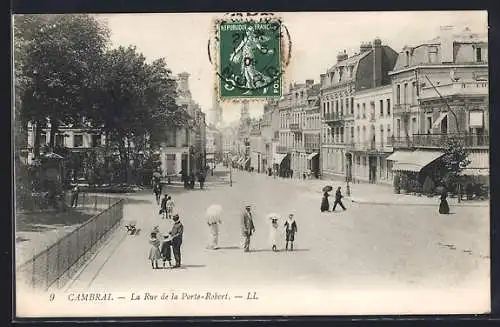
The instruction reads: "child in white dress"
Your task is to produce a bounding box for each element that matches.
[269,217,279,252]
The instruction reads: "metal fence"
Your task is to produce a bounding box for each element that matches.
[17,198,124,291]
[65,192,117,212]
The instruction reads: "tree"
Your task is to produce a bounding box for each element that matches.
[16,14,110,158]
[442,137,471,192]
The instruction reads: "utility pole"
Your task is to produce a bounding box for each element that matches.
[423,73,462,203]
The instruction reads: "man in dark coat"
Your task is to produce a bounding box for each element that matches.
[160,234,172,267]
[241,205,255,252]
[169,214,184,268]
[70,185,80,208]
[159,194,168,218]
[332,186,347,211]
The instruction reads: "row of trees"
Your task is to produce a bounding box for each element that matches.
[14,14,189,184]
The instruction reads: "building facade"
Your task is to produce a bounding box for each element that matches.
[351,85,394,184]
[260,100,280,175]
[286,80,322,178]
[160,72,206,176]
[205,124,222,167]
[387,26,489,189]
[320,38,398,182]
[276,92,292,176]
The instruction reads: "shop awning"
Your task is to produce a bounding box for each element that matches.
[386,151,413,162]
[458,151,489,176]
[273,153,288,165]
[392,150,444,173]
[307,152,319,160]
[432,112,448,128]
[238,157,245,164]
[243,158,250,165]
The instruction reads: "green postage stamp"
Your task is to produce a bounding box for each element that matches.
[216,19,284,100]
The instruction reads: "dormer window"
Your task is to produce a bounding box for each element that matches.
[405,51,410,66]
[338,67,343,81]
[428,46,438,64]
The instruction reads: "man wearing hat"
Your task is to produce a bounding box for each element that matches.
[241,204,255,252]
[169,214,184,268]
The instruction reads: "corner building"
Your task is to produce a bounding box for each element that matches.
[320,38,397,182]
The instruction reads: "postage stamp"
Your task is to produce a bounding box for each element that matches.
[216,19,283,99]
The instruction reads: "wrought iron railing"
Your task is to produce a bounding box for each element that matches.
[390,133,489,148]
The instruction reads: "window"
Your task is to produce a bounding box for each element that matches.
[356,126,360,143]
[428,46,438,63]
[387,99,391,115]
[379,99,384,116]
[73,134,83,147]
[350,127,354,140]
[396,119,401,137]
[55,134,65,147]
[396,85,401,104]
[412,82,417,105]
[340,127,344,143]
[40,133,47,146]
[426,116,432,133]
[351,98,354,115]
[335,100,339,113]
[327,101,330,113]
[403,83,408,104]
[412,117,417,135]
[92,134,101,147]
[345,98,349,114]
[380,125,384,146]
[362,103,366,118]
[405,51,410,66]
[387,124,391,138]
[356,103,360,118]
[476,47,482,62]
[362,126,366,142]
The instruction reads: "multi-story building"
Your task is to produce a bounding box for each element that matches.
[236,100,252,169]
[221,124,239,161]
[249,118,265,172]
[276,92,292,176]
[205,124,222,167]
[260,100,280,174]
[387,26,489,188]
[320,38,398,182]
[287,80,321,178]
[351,85,394,184]
[160,72,206,177]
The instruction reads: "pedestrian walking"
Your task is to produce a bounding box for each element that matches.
[241,205,255,252]
[160,234,173,268]
[439,191,450,214]
[153,182,162,206]
[148,232,161,269]
[70,184,79,208]
[198,170,206,189]
[169,214,184,268]
[159,194,168,218]
[321,191,330,212]
[165,196,175,219]
[284,213,298,251]
[332,186,347,211]
[290,169,294,179]
[269,217,279,252]
[206,204,222,250]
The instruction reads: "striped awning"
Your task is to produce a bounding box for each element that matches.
[392,150,444,173]
[459,151,489,176]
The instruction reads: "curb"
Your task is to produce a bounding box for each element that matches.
[349,199,489,207]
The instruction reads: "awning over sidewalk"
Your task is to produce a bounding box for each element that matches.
[459,151,489,176]
[273,153,288,165]
[307,152,319,160]
[432,112,448,128]
[392,150,444,173]
[243,158,250,166]
[386,151,413,162]
[237,157,245,164]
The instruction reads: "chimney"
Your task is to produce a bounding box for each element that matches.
[336,50,348,63]
[373,38,383,87]
[320,73,326,85]
[360,42,372,53]
[440,25,454,63]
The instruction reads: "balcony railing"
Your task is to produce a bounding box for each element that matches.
[304,144,320,153]
[390,133,489,149]
[419,82,488,100]
[393,103,411,116]
[323,112,344,124]
[276,145,289,153]
[346,141,392,152]
[289,123,302,132]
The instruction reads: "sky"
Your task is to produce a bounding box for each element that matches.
[97,11,487,124]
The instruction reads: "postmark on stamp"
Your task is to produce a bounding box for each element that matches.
[211,14,290,101]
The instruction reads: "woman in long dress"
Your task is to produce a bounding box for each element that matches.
[207,208,222,250]
[439,191,450,214]
[321,192,330,212]
[148,232,162,269]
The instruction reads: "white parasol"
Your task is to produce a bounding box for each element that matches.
[206,204,222,224]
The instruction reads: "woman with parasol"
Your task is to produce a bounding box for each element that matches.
[206,204,223,249]
[321,186,332,212]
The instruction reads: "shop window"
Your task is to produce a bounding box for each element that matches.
[73,135,83,148]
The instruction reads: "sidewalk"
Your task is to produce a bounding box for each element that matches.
[232,169,489,207]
